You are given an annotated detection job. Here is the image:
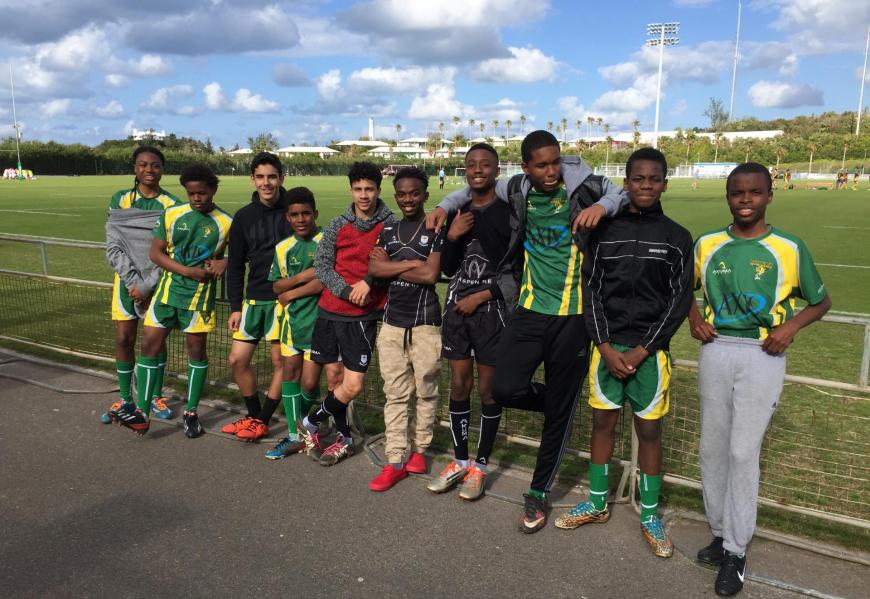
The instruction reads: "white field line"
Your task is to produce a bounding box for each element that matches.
[823,226,870,230]
[816,263,870,269]
[0,209,81,216]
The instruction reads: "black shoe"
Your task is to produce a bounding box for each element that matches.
[518,493,549,534]
[183,411,204,438]
[697,536,725,566]
[715,551,746,596]
[116,408,150,435]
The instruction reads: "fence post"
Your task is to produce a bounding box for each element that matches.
[861,324,870,389]
[39,242,48,276]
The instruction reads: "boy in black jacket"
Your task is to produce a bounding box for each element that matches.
[554,148,693,557]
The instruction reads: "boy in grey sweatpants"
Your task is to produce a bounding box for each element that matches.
[688,163,831,597]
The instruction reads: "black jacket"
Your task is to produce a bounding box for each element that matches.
[227,189,293,311]
[582,202,693,353]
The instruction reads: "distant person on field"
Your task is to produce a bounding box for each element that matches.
[103,146,183,425]
[438,166,446,190]
[111,164,232,438]
[783,168,791,190]
[689,163,831,596]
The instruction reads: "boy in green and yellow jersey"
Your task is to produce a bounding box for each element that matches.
[103,146,183,423]
[264,187,327,460]
[111,164,232,438]
[689,163,831,596]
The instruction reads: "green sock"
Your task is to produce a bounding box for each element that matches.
[116,360,134,403]
[281,381,302,440]
[301,386,320,415]
[588,462,609,511]
[135,356,159,414]
[186,359,209,411]
[527,488,546,501]
[639,472,662,520]
[152,351,167,399]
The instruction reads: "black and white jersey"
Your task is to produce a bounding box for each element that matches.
[379,219,443,327]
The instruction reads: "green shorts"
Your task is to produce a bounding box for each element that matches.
[278,309,313,358]
[145,301,215,333]
[111,274,138,321]
[588,343,671,420]
[233,299,280,342]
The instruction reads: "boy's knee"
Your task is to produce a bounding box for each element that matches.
[491,379,524,406]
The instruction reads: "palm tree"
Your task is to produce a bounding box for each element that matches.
[480,122,486,139]
[603,123,610,135]
[605,135,614,164]
[575,119,582,140]
[468,118,475,138]
[395,123,402,146]
[808,142,817,177]
[743,142,751,163]
[713,131,722,162]
[491,120,499,142]
[520,114,527,134]
[596,117,604,133]
[505,119,513,143]
[685,130,697,165]
[547,121,553,133]
[775,146,784,171]
[587,116,594,137]
[631,119,641,149]
[560,117,568,144]
[452,115,461,139]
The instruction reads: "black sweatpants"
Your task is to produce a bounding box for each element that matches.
[492,308,590,493]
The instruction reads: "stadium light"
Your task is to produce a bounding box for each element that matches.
[856,25,870,137]
[728,0,742,123]
[8,64,23,180]
[646,22,680,149]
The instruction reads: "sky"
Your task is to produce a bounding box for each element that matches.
[0,0,869,148]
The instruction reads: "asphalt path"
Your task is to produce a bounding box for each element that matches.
[0,353,864,598]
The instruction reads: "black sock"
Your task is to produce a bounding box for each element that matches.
[308,392,351,441]
[475,402,502,466]
[258,396,280,424]
[332,402,351,440]
[243,392,260,418]
[449,399,471,461]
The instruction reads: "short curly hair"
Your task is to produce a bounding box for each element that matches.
[348,161,383,187]
[179,163,219,189]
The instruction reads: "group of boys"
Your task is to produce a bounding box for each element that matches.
[104,132,830,597]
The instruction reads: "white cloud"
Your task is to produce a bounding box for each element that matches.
[94,100,125,118]
[472,46,559,84]
[105,74,129,88]
[272,63,310,87]
[106,53,172,78]
[285,16,370,57]
[477,98,525,123]
[203,82,226,110]
[747,80,824,108]
[36,26,108,72]
[408,82,472,120]
[769,0,870,55]
[743,42,799,77]
[231,89,280,113]
[123,120,136,136]
[559,96,636,130]
[41,99,71,117]
[317,70,343,100]
[143,84,194,112]
[347,66,455,95]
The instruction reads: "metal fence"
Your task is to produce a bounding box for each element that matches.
[0,236,867,529]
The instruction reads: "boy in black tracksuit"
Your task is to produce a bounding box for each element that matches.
[554,148,693,558]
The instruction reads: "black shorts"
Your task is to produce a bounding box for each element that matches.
[310,318,378,373]
[441,301,506,365]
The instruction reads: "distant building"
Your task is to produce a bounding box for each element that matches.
[276,146,340,158]
[131,128,167,142]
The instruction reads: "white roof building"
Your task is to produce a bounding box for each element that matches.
[367,146,430,159]
[131,128,167,141]
[226,148,253,155]
[334,139,386,147]
[276,146,339,158]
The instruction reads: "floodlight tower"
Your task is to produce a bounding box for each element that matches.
[856,25,870,137]
[8,64,23,180]
[646,22,679,150]
[728,0,742,123]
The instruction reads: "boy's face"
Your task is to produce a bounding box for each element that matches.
[727,173,772,228]
[350,178,379,216]
[392,177,428,219]
[624,159,667,212]
[184,180,217,213]
[522,145,562,193]
[465,149,499,192]
[251,164,284,204]
[134,152,163,186]
[286,202,318,238]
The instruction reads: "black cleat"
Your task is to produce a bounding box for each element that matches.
[116,408,150,435]
[697,536,725,566]
[183,411,204,438]
[715,551,746,596]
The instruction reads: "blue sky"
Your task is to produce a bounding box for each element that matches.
[0,0,868,148]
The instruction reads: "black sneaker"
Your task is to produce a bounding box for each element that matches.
[518,493,549,534]
[715,551,746,596]
[116,408,150,435]
[697,536,725,566]
[109,400,137,425]
[183,411,204,439]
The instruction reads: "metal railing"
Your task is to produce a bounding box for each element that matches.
[0,234,867,529]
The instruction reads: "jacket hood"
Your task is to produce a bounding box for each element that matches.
[518,155,594,198]
[340,198,394,230]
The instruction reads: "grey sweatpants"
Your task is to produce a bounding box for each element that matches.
[698,335,786,555]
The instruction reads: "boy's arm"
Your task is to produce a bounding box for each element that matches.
[581,234,610,347]
[426,179,510,232]
[149,238,211,282]
[226,217,247,312]
[572,176,628,233]
[314,219,353,300]
[398,250,441,285]
[368,246,424,279]
[762,295,831,354]
[273,266,317,294]
[277,278,324,307]
[638,233,696,354]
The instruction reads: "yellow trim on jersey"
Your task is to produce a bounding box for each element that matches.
[520,249,535,309]
[694,231,733,326]
[274,236,300,279]
[558,243,579,316]
[117,190,178,210]
[759,234,800,328]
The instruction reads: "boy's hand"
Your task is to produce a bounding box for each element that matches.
[623,345,650,372]
[128,287,145,303]
[572,204,606,233]
[426,207,448,233]
[228,311,242,331]
[186,266,212,283]
[453,294,482,316]
[599,344,634,379]
[277,290,294,307]
[447,209,474,242]
[205,258,228,278]
[762,322,797,354]
[688,310,718,343]
[369,247,389,262]
[349,280,371,306]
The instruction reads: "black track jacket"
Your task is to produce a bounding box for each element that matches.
[581,202,694,353]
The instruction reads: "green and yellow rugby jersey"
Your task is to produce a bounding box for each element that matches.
[109,186,183,211]
[152,203,233,312]
[269,229,322,349]
[694,225,826,339]
[518,185,583,316]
